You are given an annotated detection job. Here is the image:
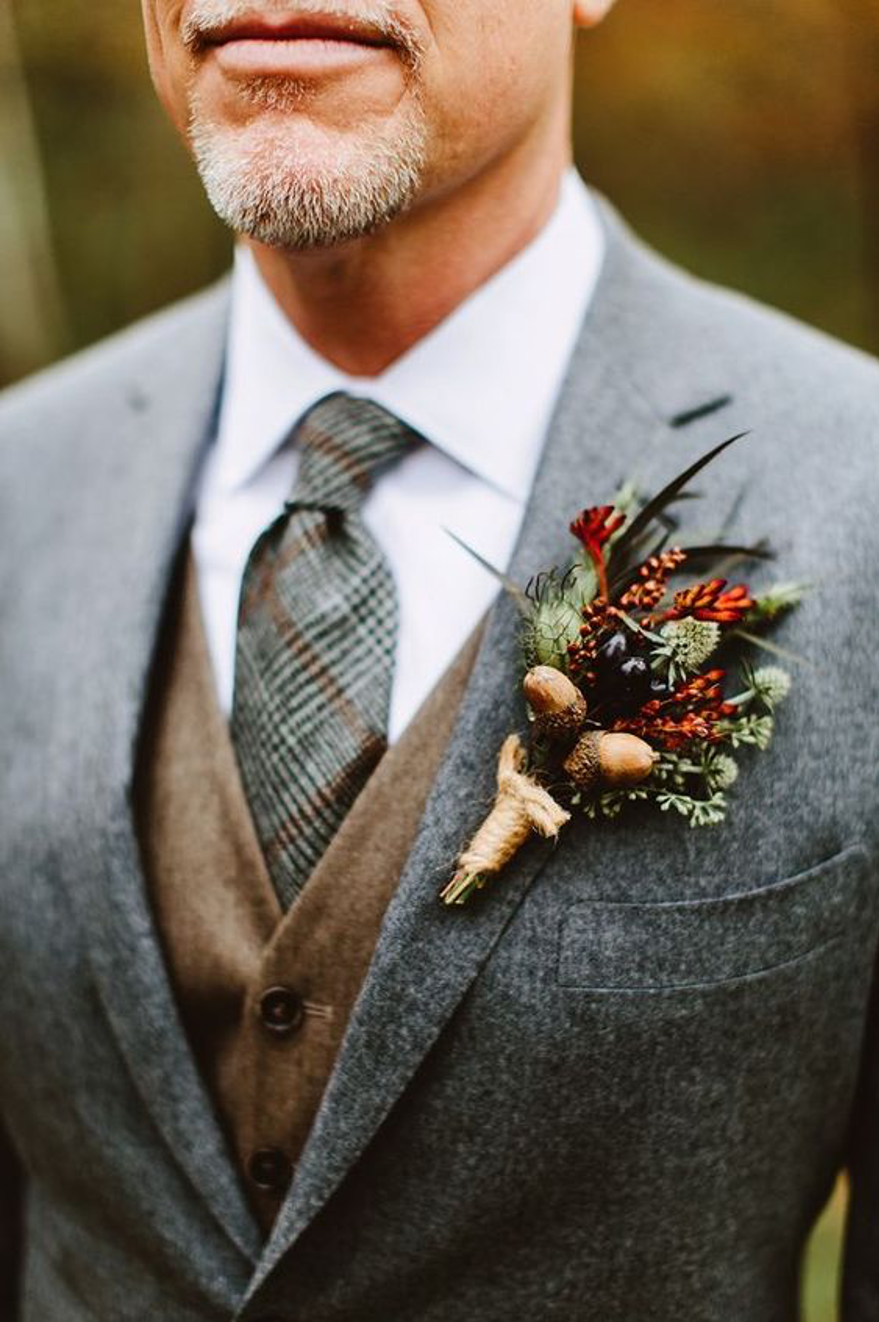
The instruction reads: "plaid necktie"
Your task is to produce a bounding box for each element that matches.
[231,392,417,910]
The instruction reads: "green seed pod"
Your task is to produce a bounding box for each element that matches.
[523,594,583,672]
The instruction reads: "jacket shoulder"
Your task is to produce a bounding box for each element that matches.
[0,280,229,594]
[0,279,230,449]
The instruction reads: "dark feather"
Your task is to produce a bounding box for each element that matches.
[607,530,670,596]
[678,540,772,563]
[610,432,749,569]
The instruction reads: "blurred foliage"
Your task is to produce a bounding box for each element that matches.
[575,0,879,363]
[803,1179,847,1322]
[2,0,877,384]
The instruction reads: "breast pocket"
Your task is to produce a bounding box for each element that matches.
[558,843,873,991]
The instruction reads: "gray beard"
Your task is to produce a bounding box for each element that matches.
[189,85,427,251]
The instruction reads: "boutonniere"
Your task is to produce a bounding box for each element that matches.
[441,434,805,906]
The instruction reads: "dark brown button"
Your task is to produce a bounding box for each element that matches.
[258,986,305,1036]
[247,1148,293,1193]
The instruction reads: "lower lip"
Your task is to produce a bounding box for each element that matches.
[212,36,391,78]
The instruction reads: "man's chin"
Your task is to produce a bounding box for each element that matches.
[188,115,427,251]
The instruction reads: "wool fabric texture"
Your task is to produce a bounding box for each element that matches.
[231,392,418,909]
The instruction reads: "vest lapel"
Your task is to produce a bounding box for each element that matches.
[246,202,722,1295]
[48,284,266,1263]
[139,548,484,1237]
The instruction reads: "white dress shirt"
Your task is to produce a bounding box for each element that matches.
[192,170,604,742]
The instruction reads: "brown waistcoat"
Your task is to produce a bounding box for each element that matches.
[135,552,478,1233]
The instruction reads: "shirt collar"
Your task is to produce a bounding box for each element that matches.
[213,169,605,502]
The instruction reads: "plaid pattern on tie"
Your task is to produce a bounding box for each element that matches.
[231,392,417,910]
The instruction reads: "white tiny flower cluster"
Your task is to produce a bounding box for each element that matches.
[661,618,721,673]
[751,666,792,707]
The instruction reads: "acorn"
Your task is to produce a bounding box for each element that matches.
[599,733,660,787]
[562,730,603,791]
[563,730,658,793]
[523,666,588,743]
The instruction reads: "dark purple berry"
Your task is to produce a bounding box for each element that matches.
[596,631,629,672]
[618,656,651,696]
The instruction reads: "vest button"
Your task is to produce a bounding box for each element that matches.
[258,986,305,1036]
[247,1148,293,1193]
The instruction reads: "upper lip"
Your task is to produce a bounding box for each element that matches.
[201,11,392,47]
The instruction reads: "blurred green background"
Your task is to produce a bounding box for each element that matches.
[1,0,873,1313]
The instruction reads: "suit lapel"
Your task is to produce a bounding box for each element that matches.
[50,284,264,1262]
[247,200,719,1294]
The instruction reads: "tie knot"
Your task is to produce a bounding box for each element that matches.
[289,392,416,514]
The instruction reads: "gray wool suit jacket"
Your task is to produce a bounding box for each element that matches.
[1,195,879,1322]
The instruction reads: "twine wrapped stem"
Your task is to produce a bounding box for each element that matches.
[440,735,570,906]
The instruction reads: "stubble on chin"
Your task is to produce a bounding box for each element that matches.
[182,0,428,251]
[188,90,428,251]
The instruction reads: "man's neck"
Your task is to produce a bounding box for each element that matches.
[247,133,571,377]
